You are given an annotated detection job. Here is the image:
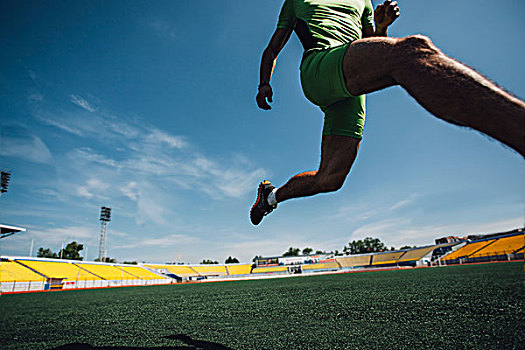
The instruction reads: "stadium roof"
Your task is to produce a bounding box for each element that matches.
[0,224,26,239]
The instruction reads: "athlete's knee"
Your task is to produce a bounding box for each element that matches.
[316,171,346,193]
[395,35,441,60]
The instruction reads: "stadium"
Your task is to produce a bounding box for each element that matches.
[1,227,524,294]
[1,225,524,348]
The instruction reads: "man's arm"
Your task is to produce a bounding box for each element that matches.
[256,28,293,110]
[362,0,400,38]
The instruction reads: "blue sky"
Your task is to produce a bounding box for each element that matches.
[1,0,523,264]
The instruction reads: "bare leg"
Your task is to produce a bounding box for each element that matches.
[276,135,360,203]
[343,35,525,156]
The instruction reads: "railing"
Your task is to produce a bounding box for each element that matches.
[0,278,175,294]
[440,250,524,265]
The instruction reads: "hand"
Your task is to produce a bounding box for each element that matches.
[256,84,273,110]
[374,0,400,29]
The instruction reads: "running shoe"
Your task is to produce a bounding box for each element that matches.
[250,180,277,225]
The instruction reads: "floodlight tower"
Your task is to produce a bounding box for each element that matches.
[0,171,11,197]
[97,206,111,262]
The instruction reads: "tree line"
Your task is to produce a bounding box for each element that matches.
[251,237,416,261]
[37,237,415,265]
[36,241,242,265]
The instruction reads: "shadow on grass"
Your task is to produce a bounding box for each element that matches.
[51,333,233,350]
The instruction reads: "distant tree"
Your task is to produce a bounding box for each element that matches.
[58,241,84,260]
[201,259,219,264]
[252,255,262,262]
[225,256,239,264]
[37,247,58,259]
[95,257,116,263]
[282,247,300,257]
[315,250,324,254]
[390,246,396,251]
[302,247,313,255]
[334,250,343,256]
[345,237,387,254]
[123,261,138,265]
[400,245,415,250]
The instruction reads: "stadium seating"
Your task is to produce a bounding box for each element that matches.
[192,265,227,276]
[17,259,101,280]
[302,262,339,271]
[371,251,406,265]
[397,246,437,262]
[120,265,166,280]
[78,263,138,280]
[144,264,199,277]
[225,264,252,275]
[336,255,372,268]
[1,260,46,282]
[469,234,524,258]
[442,239,496,261]
[252,266,288,274]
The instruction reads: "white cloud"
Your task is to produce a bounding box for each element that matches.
[86,178,110,191]
[41,116,84,136]
[135,187,168,225]
[389,193,419,211]
[30,225,98,245]
[63,128,266,201]
[117,233,200,249]
[350,217,412,241]
[0,130,52,164]
[10,92,271,260]
[146,128,187,149]
[37,189,60,197]
[74,178,112,200]
[71,148,121,168]
[120,182,139,201]
[76,186,94,199]
[70,94,95,112]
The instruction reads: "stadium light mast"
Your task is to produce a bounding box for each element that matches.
[98,206,111,262]
[0,171,11,197]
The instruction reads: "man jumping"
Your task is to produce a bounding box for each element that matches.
[250,0,525,225]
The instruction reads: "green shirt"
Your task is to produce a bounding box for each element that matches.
[277,0,374,51]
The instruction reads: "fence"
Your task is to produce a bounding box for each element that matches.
[441,250,524,265]
[1,278,175,294]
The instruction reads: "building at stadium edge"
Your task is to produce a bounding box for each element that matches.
[1,228,523,294]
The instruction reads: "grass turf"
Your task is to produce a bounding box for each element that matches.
[0,262,524,349]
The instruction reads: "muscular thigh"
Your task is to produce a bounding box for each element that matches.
[343,36,400,96]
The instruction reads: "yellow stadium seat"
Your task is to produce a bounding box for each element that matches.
[442,240,495,261]
[226,264,252,275]
[121,266,166,280]
[17,260,101,280]
[252,266,288,273]
[144,264,200,277]
[470,234,524,258]
[1,261,46,282]
[336,255,372,267]
[397,246,437,262]
[77,263,137,280]
[372,251,406,265]
[192,265,227,276]
[302,262,339,270]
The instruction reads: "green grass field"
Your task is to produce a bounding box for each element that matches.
[1,262,524,349]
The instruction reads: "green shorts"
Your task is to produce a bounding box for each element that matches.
[300,43,365,139]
